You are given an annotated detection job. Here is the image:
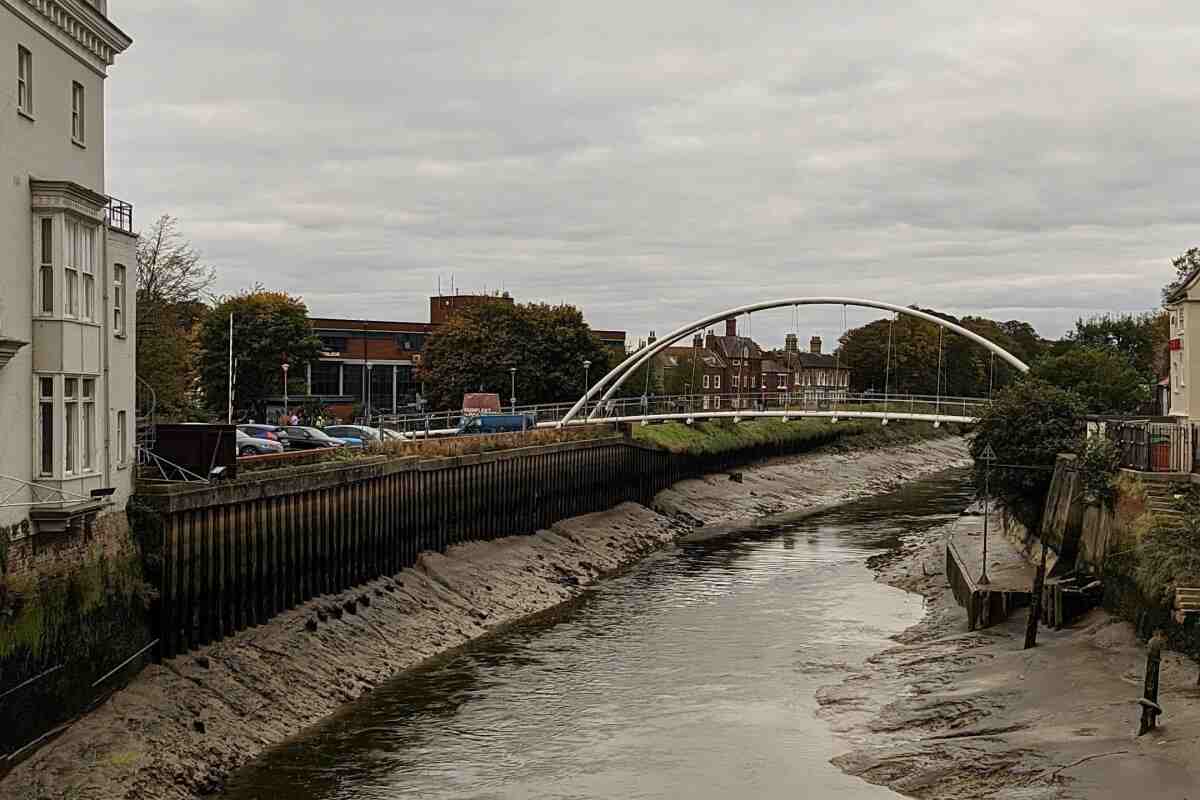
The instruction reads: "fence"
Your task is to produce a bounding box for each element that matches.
[136,431,839,661]
[1100,419,1193,473]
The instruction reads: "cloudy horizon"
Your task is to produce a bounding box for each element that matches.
[104,1,1200,349]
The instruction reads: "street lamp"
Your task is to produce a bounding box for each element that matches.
[583,359,591,416]
[509,367,517,413]
[281,361,290,421]
[365,363,373,423]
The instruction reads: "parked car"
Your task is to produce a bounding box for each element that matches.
[457,413,537,435]
[238,423,290,449]
[236,429,284,457]
[283,425,345,449]
[324,424,386,444]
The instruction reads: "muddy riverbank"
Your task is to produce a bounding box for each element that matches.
[823,515,1200,799]
[6,435,967,800]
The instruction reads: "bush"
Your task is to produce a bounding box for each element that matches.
[970,378,1085,531]
[1076,436,1122,508]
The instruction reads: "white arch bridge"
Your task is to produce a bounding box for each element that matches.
[554,297,1030,430]
[375,298,1030,438]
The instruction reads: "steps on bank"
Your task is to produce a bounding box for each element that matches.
[1142,481,1189,525]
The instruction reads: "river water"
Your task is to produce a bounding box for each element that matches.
[222,472,972,800]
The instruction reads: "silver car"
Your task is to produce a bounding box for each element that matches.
[236,429,284,457]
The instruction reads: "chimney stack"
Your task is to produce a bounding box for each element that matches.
[785,333,798,353]
[693,333,703,349]
[725,318,737,337]
[648,330,657,346]
[810,336,822,354]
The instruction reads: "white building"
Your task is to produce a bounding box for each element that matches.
[0,0,133,546]
[1165,273,1200,419]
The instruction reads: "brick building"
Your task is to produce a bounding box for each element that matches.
[658,320,850,410]
[306,294,626,419]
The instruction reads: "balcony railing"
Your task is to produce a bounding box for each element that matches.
[105,196,133,234]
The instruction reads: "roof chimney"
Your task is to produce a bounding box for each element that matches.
[785,333,798,353]
[692,333,703,349]
[810,336,822,354]
[725,318,737,337]
[648,330,657,345]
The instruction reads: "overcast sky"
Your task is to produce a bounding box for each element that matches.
[105,1,1200,350]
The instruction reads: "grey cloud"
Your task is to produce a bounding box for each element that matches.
[104,0,1200,353]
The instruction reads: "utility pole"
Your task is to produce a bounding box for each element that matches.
[510,367,517,413]
[281,360,290,422]
[583,359,591,417]
[226,313,234,424]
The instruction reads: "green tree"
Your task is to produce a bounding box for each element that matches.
[1029,345,1150,415]
[136,215,215,419]
[970,378,1085,531]
[1068,312,1168,380]
[1164,247,1200,303]
[837,309,1035,398]
[197,289,322,420]
[419,301,613,411]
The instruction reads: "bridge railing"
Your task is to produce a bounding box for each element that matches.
[369,392,991,439]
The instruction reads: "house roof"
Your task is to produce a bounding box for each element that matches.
[1166,267,1200,304]
[707,334,764,360]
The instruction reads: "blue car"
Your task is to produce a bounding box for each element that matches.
[457,413,537,435]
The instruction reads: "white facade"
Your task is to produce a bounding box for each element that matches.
[0,0,132,534]
[1166,282,1198,419]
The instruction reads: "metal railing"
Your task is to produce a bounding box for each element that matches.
[366,391,992,440]
[1102,419,1193,473]
[105,196,133,234]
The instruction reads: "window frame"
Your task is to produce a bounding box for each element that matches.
[63,377,77,475]
[71,80,85,145]
[17,45,32,118]
[116,409,128,468]
[113,263,126,335]
[37,376,54,477]
[82,378,95,472]
[713,375,721,389]
[38,216,54,315]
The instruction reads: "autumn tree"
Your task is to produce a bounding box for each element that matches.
[197,289,322,420]
[136,215,215,418]
[419,302,613,411]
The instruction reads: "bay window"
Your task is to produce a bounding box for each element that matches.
[38,376,53,476]
[64,378,77,474]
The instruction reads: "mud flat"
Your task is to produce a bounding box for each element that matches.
[821,517,1200,800]
[6,435,967,800]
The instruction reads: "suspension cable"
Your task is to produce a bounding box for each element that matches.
[883,312,896,418]
[935,324,944,417]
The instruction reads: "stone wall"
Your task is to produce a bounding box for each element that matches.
[3,509,133,581]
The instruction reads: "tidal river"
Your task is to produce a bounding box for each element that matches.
[222,472,973,800]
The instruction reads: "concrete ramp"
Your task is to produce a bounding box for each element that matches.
[946,513,1036,631]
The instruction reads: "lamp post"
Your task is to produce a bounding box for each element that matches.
[365,363,372,423]
[281,361,289,422]
[583,359,591,417]
[509,367,517,413]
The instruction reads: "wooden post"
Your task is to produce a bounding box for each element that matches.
[1024,545,1048,649]
[1138,630,1166,735]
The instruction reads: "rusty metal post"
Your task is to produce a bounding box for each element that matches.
[1138,630,1166,735]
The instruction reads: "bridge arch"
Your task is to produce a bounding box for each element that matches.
[559,297,1030,427]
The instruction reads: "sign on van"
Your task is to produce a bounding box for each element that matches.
[463,393,502,416]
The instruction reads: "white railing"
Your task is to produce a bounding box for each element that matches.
[365,391,991,440]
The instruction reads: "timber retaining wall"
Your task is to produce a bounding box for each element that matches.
[134,429,845,662]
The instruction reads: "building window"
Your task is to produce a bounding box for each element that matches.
[64,378,77,474]
[778,375,786,389]
[17,46,32,117]
[71,81,85,143]
[311,362,341,395]
[116,410,127,466]
[113,264,126,334]
[713,375,720,389]
[38,376,53,476]
[39,217,53,314]
[702,394,711,410]
[64,219,96,320]
[703,374,710,389]
[82,379,95,471]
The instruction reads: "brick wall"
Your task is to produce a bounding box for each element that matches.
[2,509,132,581]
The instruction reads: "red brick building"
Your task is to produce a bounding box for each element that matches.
[306,294,626,419]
